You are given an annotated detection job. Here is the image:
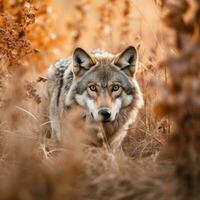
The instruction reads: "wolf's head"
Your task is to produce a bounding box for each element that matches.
[70,46,142,123]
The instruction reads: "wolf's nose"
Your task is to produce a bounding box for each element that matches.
[98,109,111,121]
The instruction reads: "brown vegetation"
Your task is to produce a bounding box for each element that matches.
[0,0,199,199]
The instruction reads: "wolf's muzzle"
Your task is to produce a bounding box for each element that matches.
[98,108,111,122]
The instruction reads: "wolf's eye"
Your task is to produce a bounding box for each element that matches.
[89,85,97,92]
[112,85,120,92]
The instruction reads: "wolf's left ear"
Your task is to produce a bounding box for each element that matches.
[114,46,137,77]
[73,47,95,76]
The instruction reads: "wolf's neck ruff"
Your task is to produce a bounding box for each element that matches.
[46,46,143,152]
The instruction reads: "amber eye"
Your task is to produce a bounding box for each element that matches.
[112,85,120,92]
[89,85,97,92]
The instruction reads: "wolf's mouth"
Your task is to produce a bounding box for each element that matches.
[102,119,110,123]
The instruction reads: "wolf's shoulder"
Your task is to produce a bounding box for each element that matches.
[47,57,72,80]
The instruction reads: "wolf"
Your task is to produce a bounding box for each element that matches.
[45,46,143,152]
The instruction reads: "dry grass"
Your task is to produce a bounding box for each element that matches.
[0,0,199,199]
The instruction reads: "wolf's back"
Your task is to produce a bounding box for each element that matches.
[46,57,72,97]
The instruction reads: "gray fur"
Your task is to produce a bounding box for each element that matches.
[76,67,135,95]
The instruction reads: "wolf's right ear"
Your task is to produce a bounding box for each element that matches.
[73,48,95,76]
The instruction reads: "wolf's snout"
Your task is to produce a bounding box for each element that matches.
[98,109,111,122]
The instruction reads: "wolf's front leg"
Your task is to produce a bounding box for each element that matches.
[49,89,62,142]
[110,130,127,154]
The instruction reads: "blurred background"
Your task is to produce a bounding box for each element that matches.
[23,0,167,73]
